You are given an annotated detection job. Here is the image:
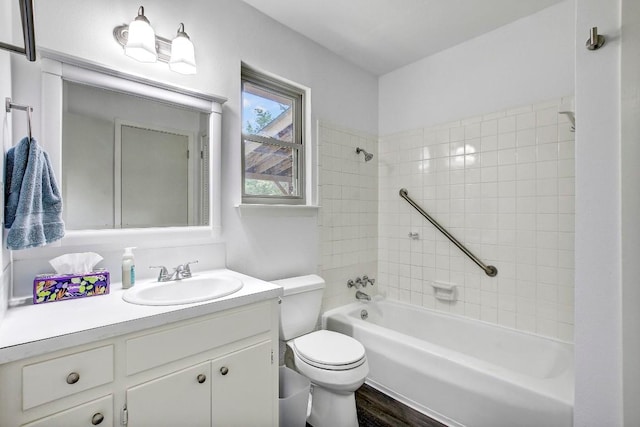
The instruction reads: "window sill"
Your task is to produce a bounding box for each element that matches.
[235,204,320,217]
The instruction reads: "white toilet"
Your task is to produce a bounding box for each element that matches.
[273,275,369,427]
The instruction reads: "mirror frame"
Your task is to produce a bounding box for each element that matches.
[39,52,226,248]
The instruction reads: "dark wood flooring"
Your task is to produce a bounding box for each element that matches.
[306,383,446,426]
[355,384,447,427]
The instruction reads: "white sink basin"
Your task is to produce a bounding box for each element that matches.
[122,274,243,306]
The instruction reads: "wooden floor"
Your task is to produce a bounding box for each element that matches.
[355,384,447,427]
[305,383,446,427]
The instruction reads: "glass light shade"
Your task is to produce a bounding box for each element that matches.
[125,18,157,63]
[169,34,197,75]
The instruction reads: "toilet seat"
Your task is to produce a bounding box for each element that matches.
[291,330,366,371]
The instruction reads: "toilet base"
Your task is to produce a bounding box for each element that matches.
[307,384,358,427]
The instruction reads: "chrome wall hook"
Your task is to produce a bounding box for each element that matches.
[586,27,605,51]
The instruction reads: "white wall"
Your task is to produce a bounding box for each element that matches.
[574,0,623,425]
[379,1,575,135]
[621,0,640,423]
[10,0,378,283]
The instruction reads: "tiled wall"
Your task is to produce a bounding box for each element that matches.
[378,97,575,341]
[318,122,378,311]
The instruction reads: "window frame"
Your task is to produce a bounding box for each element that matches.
[241,66,305,205]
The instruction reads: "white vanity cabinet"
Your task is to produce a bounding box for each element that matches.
[0,299,279,427]
[126,341,273,426]
[210,341,273,426]
[126,361,212,426]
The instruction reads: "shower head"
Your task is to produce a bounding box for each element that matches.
[558,111,576,132]
[356,147,374,162]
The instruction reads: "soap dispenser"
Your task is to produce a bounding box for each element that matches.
[122,247,136,289]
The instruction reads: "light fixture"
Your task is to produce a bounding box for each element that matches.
[169,24,196,75]
[113,6,197,75]
[123,6,157,63]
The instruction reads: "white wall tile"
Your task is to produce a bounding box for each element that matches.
[516,112,536,130]
[319,123,378,308]
[378,97,574,342]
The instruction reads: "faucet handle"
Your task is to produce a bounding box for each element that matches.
[150,265,169,281]
[182,260,199,278]
[363,275,375,286]
[348,277,364,289]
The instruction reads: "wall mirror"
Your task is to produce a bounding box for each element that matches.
[62,81,208,230]
[40,53,225,245]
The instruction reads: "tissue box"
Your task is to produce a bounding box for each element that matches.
[33,270,110,304]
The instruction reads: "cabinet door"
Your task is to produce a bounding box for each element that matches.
[211,341,273,427]
[127,362,211,427]
[22,395,113,427]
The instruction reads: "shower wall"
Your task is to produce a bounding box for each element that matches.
[318,122,378,310]
[377,97,575,341]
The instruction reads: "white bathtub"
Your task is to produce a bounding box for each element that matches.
[322,298,573,427]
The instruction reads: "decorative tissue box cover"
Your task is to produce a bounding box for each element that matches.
[33,270,110,304]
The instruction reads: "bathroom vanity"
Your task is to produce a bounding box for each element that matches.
[0,269,282,426]
[0,52,283,426]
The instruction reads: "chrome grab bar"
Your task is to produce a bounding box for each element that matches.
[399,188,497,277]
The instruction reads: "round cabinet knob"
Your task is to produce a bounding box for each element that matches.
[66,372,80,384]
[220,366,229,376]
[91,412,104,425]
[197,374,207,384]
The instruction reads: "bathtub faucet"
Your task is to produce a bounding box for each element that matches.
[347,275,376,289]
[356,290,371,301]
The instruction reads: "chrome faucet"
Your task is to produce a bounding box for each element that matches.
[347,277,364,289]
[356,290,371,301]
[362,275,375,286]
[150,260,198,282]
[347,275,375,289]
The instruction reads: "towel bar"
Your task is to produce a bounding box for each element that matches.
[5,97,33,140]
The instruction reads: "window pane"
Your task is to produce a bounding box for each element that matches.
[244,139,299,197]
[242,82,294,143]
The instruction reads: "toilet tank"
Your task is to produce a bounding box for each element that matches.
[272,275,325,340]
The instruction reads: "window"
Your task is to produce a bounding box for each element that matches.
[241,66,305,204]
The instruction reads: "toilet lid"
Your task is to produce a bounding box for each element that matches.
[292,330,366,370]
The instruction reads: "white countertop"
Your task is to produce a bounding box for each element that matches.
[0,269,283,364]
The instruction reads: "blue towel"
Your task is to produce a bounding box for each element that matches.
[5,137,65,250]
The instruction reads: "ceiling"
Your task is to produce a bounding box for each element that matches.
[240,0,564,75]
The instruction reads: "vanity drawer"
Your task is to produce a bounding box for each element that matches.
[22,394,113,427]
[126,302,271,375]
[22,345,114,410]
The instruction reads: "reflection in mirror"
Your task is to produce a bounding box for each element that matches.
[62,81,209,230]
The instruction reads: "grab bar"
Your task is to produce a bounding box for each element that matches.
[399,188,498,277]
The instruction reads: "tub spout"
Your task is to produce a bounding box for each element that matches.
[356,290,371,301]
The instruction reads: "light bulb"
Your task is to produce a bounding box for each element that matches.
[124,6,157,63]
[169,23,197,75]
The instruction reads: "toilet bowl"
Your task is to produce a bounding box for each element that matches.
[273,275,369,427]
